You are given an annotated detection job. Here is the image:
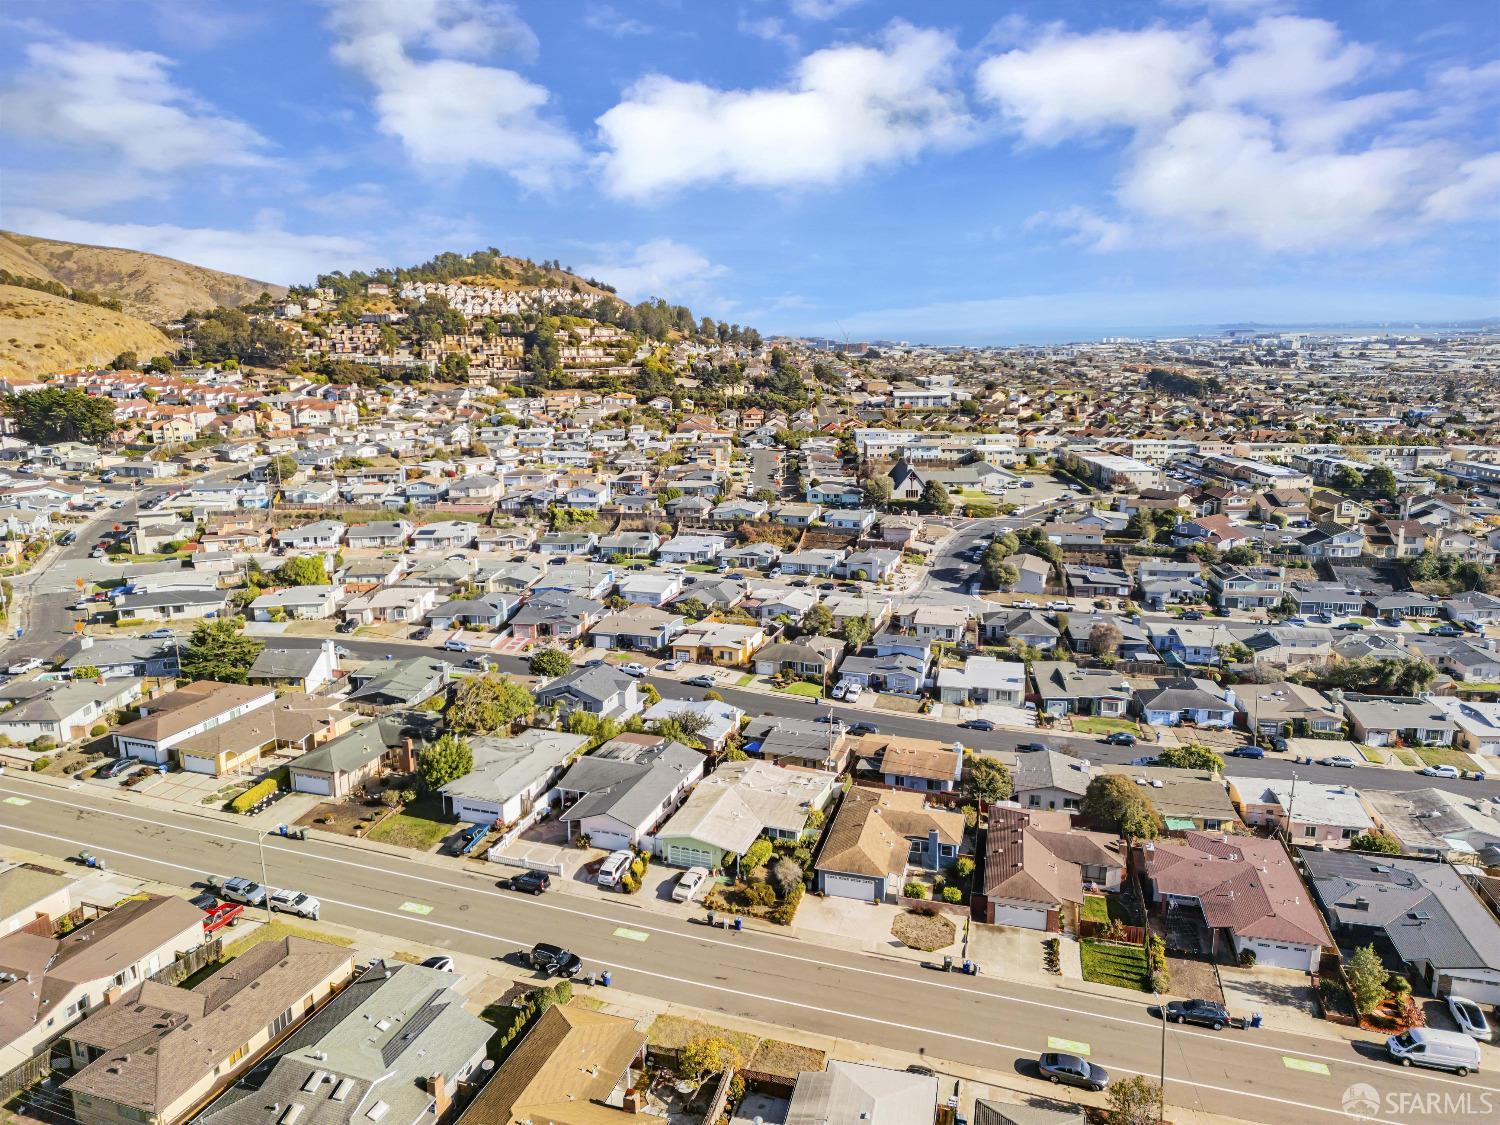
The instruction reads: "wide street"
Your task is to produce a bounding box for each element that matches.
[0,770,1492,1125]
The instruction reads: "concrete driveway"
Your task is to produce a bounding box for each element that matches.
[1216,965,1324,1036]
[795,894,906,954]
[967,923,1080,986]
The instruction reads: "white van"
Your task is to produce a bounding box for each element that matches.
[1386,1027,1482,1076]
[597,849,635,889]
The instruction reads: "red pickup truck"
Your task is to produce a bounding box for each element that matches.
[202,902,244,934]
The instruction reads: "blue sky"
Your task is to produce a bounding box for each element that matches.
[2,0,1497,343]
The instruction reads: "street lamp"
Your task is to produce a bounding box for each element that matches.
[254,827,277,923]
[1154,985,1168,1124]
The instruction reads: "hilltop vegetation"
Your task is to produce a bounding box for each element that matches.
[0,284,169,376]
[0,230,284,322]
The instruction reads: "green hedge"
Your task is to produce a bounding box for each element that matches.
[230,778,279,813]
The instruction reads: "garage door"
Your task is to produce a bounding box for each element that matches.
[1246,940,1311,971]
[667,844,716,868]
[989,904,1048,930]
[590,830,631,853]
[1443,975,1500,1006]
[294,775,331,796]
[823,873,877,901]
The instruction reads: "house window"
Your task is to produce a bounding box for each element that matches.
[1341,828,1359,840]
[1303,826,1317,838]
[1202,819,1222,831]
[940,844,957,859]
[1028,794,1041,807]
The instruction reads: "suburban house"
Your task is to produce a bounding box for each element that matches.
[813,785,963,902]
[107,588,228,623]
[509,591,607,643]
[1226,776,1376,847]
[783,1061,938,1125]
[1208,564,1285,611]
[455,1006,646,1124]
[780,549,845,578]
[534,664,643,721]
[0,894,205,1074]
[248,583,345,622]
[0,865,73,938]
[439,728,590,827]
[61,937,354,1125]
[1239,682,1344,738]
[979,608,1059,651]
[657,534,728,564]
[345,657,450,710]
[1009,750,1092,812]
[112,682,276,764]
[654,759,836,869]
[57,636,179,681]
[1342,694,1456,747]
[752,637,845,681]
[195,959,491,1125]
[935,657,1025,707]
[288,714,428,798]
[669,620,766,666]
[614,572,684,607]
[1098,765,1240,832]
[276,520,346,550]
[855,734,962,793]
[171,693,350,777]
[1430,696,1500,757]
[979,807,1099,931]
[247,641,339,694]
[344,520,412,548]
[426,593,519,632]
[641,698,745,753]
[410,519,477,550]
[588,605,688,651]
[1030,661,1133,717]
[1064,564,1132,599]
[1134,678,1238,728]
[1005,553,1053,594]
[1305,850,1500,1002]
[555,738,705,851]
[1141,832,1331,971]
[745,716,852,773]
[0,678,143,746]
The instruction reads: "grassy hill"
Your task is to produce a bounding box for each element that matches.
[0,230,285,323]
[0,284,170,376]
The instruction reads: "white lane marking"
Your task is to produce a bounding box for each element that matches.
[1,779,1485,1096]
[0,818,1413,1125]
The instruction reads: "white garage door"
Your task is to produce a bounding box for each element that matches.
[589,829,631,853]
[823,873,877,901]
[182,757,215,775]
[1246,940,1311,971]
[294,775,331,796]
[667,844,716,868]
[450,799,502,826]
[989,904,1048,930]
[1443,975,1500,1006]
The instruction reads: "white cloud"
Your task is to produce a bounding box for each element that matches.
[1027,206,1133,251]
[324,0,581,188]
[5,208,378,285]
[1423,153,1500,221]
[583,4,652,37]
[575,239,727,302]
[1198,16,1377,113]
[976,27,1211,143]
[0,39,270,182]
[789,0,865,20]
[596,21,972,198]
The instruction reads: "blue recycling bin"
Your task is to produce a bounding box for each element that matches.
[734,917,743,931]
[601,970,612,987]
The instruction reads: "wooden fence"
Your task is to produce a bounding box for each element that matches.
[149,937,222,987]
[1078,918,1148,944]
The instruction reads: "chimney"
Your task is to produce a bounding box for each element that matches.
[424,1075,449,1118]
[103,985,122,1006]
[398,738,417,772]
[622,1088,642,1114]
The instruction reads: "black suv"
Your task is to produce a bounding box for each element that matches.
[529,943,582,978]
[1164,998,1231,1029]
[504,870,551,895]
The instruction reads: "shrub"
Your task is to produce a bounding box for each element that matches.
[769,858,803,899]
[28,736,56,753]
[743,838,774,870]
[619,873,639,894]
[1238,948,1257,968]
[629,857,646,881]
[31,757,50,772]
[940,886,963,904]
[903,881,928,899]
[1150,970,1171,993]
[768,882,803,925]
[90,724,107,738]
[746,883,776,908]
[230,777,278,813]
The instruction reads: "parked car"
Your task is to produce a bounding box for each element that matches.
[188,891,219,911]
[6,658,43,675]
[421,955,455,973]
[1230,746,1265,759]
[335,619,357,633]
[684,674,717,688]
[90,548,106,558]
[1016,742,1052,753]
[59,531,77,546]
[202,902,244,934]
[219,877,268,908]
[1336,621,1366,632]
[1180,610,1204,621]
[1164,998,1231,1029]
[1386,1027,1482,1075]
[1447,995,1493,1041]
[620,662,648,678]
[1102,731,1137,746]
[1421,764,1460,778]
[98,756,138,779]
[959,719,995,732]
[143,628,174,640]
[1037,1052,1109,1092]
[443,638,471,652]
[847,722,879,736]
[269,889,320,920]
[597,849,635,889]
[503,870,551,895]
[672,866,710,903]
[658,659,683,672]
[1319,755,1358,768]
[411,626,433,641]
[528,942,582,978]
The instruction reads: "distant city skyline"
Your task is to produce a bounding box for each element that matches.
[2,0,1496,342]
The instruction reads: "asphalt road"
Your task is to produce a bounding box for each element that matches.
[0,772,1487,1125]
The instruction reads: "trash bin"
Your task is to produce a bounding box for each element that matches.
[1250,1012,1262,1029]
[942,955,953,972]
[734,917,743,931]
[963,959,974,975]
[601,971,612,987]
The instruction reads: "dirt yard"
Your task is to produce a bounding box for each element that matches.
[892,909,956,951]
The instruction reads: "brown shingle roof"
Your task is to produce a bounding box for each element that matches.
[817,786,963,880]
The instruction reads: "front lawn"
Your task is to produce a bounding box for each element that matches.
[775,681,824,698]
[367,796,457,852]
[222,920,354,960]
[1415,745,1475,769]
[1072,716,1138,737]
[1079,940,1151,991]
[1082,895,1109,924]
[1356,745,1387,763]
[1388,747,1419,767]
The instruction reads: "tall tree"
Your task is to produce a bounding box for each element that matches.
[920,479,953,516]
[277,556,329,586]
[3,388,117,444]
[445,673,535,733]
[417,734,473,791]
[180,617,264,684]
[1081,775,1163,840]
[963,757,1013,803]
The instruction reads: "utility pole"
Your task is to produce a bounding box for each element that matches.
[1155,985,1168,1124]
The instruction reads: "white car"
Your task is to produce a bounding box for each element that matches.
[1420,764,1460,778]
[442,638,470,652]
[620,662,649,678]
[1047,601,1074,611]
[1319,755,1358,769]
[6,658,43,675]
[1447,995,1493,1041]
[672,866,710,903]
[658,659,683,672]
[1015,599,1040,609]
[143,628,175,640]
[269,889,321,920]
